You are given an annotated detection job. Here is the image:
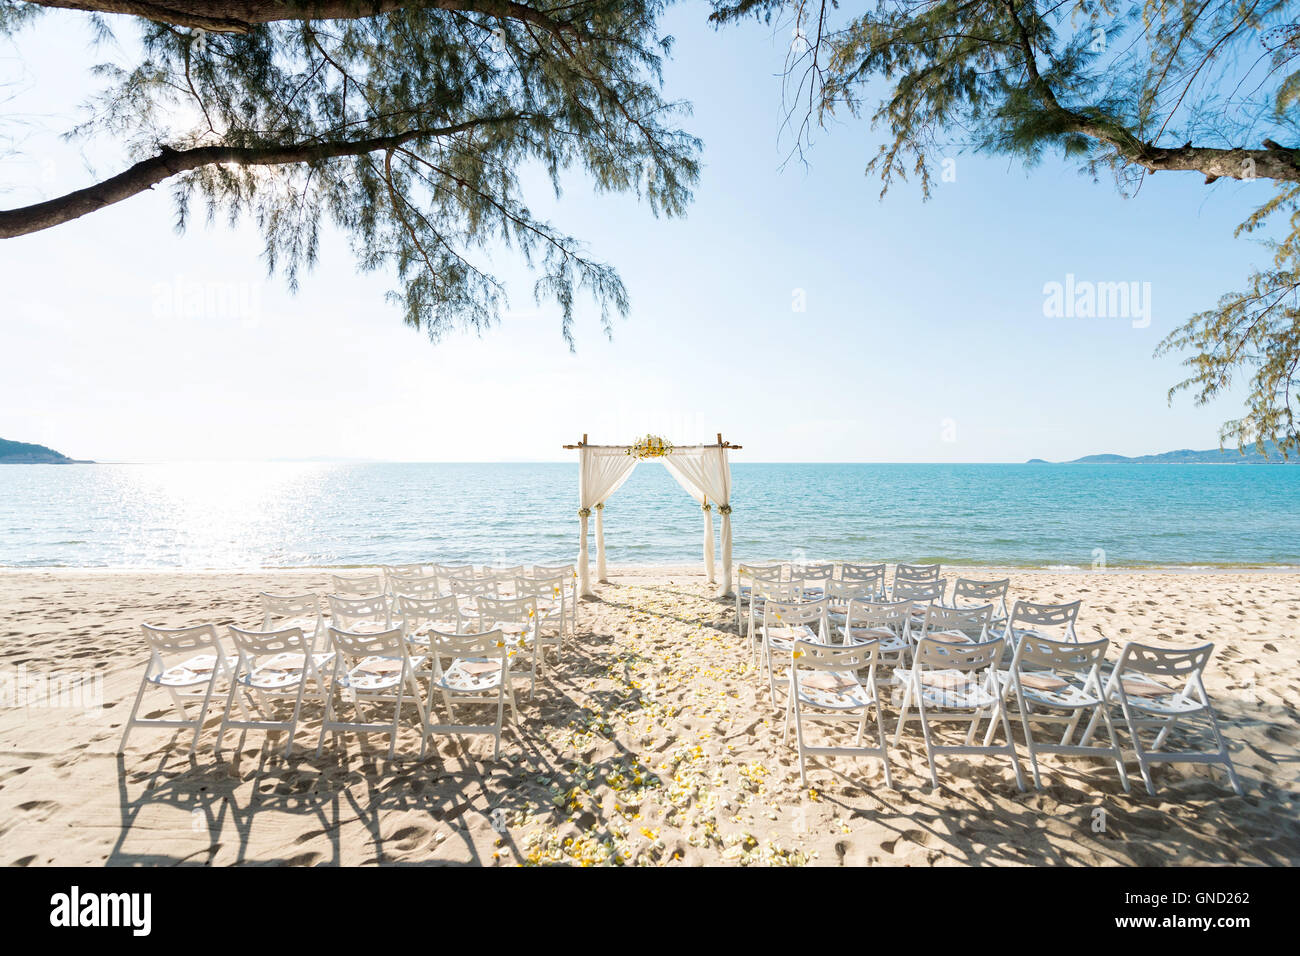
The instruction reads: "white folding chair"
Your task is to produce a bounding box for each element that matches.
[329,572,385,597]
[449,574,498,629]
[218,625,333,758]
[259,592,326,651]
[746,579,804,663]
[316,626,426,760]
[390,574,445,602]
[482,566,524,597]
[534,563,579,637]
[760,597,829,709]
[327,592,392,631]
[1002,634,1128,792]
[952,578,1010,630]
[790,562,834,598]
[736,563,784,632]
[839,562,886,597]
[119,624,235,755]
[1081,642,1243,796]
[894,636,1025,790]
[516,573,567,655]
[838,599,914,673]
[783,638,893,788]
[385,566,437,597]
[396,593,463,677]
[993,599,1081,644]
[825,579,877,631]
[476,594,541,699]
[914,602,993,645]
[892,562,940,596]
[421,628,517,761]
[895,578,947,631]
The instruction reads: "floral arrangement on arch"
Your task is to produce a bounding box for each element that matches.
[626,434,673,459]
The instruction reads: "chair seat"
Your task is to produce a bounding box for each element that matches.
[241,652,334,690]
[764,624,818,651]
[1008,670,1102,708]
[404,622,463,645]
[790,668,876,710]
[1118,678,1202,715]
[902,669,997,709]
[270,616,319,635]
[337,620,391,635]
[436,658,505,693]
[153,654,237,687]
[341,655,422,692]
[839,626,906,653]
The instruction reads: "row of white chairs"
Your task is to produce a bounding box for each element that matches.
[119,563,579,762]
[751,594,1242,798]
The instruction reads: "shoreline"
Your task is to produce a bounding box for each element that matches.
[2,562,1300,576]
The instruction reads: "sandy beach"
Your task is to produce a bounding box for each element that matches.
[1,565,1297,866]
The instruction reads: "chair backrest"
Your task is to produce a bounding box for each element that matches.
[385,567,436,593]
[763,597,828,637]
[915,635,1003,672]
[825,579,876,603]
[533,563,576,584]
[475,594,538,628]
[423,627,509,665]
[894,578,947,604]
[1012,633,1109,673]
[141,623,222,657]
[433,564,474,589]
[226,624,310,658]
[754,580,804,603]
[329,573,385,597]
[919,603,993,641]
[259,592,320,627]
[391,575,445,601]
[843,599,912,635]
[1113,641,1213,680]
[791,562,835,585]
[396,594,462,634]
[517,573,566,603]
[327,593,390,630]
[792,638,880,675]
[448,574,498,599]
[839,562,886,589]
[894,563,941,588]
[952,578,1010,617]
[743,564,780,587]
[1007,599,1081,642]
[327,625,406,658]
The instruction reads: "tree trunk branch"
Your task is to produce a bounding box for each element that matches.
[0,116,516,238]
[25,0,573,36]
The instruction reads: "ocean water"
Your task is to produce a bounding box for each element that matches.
[0,462,1297,569]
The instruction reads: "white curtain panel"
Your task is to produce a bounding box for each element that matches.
[662,459,717,583]
[578,447,638,597]
[663,446,733,596]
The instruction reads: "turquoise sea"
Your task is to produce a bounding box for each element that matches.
[0,462,1297,569]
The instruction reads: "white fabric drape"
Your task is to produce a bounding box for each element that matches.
[596,505,608,583]
[578,447,637,597]
[662,446,733,596]
[662,461,717,584]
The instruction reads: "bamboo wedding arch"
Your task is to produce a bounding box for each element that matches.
[563,433,741,599]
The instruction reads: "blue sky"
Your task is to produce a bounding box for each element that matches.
[0,6,1274,463]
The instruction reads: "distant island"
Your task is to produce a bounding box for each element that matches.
[0,438,92,464]
[1028,441,1293,464]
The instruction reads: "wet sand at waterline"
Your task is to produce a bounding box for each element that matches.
[0,566,1297,866]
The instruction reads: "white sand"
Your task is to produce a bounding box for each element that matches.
[0,566,1296,865]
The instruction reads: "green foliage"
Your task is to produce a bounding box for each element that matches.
[714,0,1300,453]
[5,2,700,346]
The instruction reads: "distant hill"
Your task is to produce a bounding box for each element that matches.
[0,438,92,464]
[1029,441,1293,464]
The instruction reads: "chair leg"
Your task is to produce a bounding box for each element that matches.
[793,700,808,787]
[1019,697,1043,791]
[118,677,148,755]
[1119,697,1157,796]
[874,702,893,789]
[191,674,219,754]
[1205,707,1244,796]
[917,698,939,788]
[1098,704,1131,794]
[997,699,1026,791]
